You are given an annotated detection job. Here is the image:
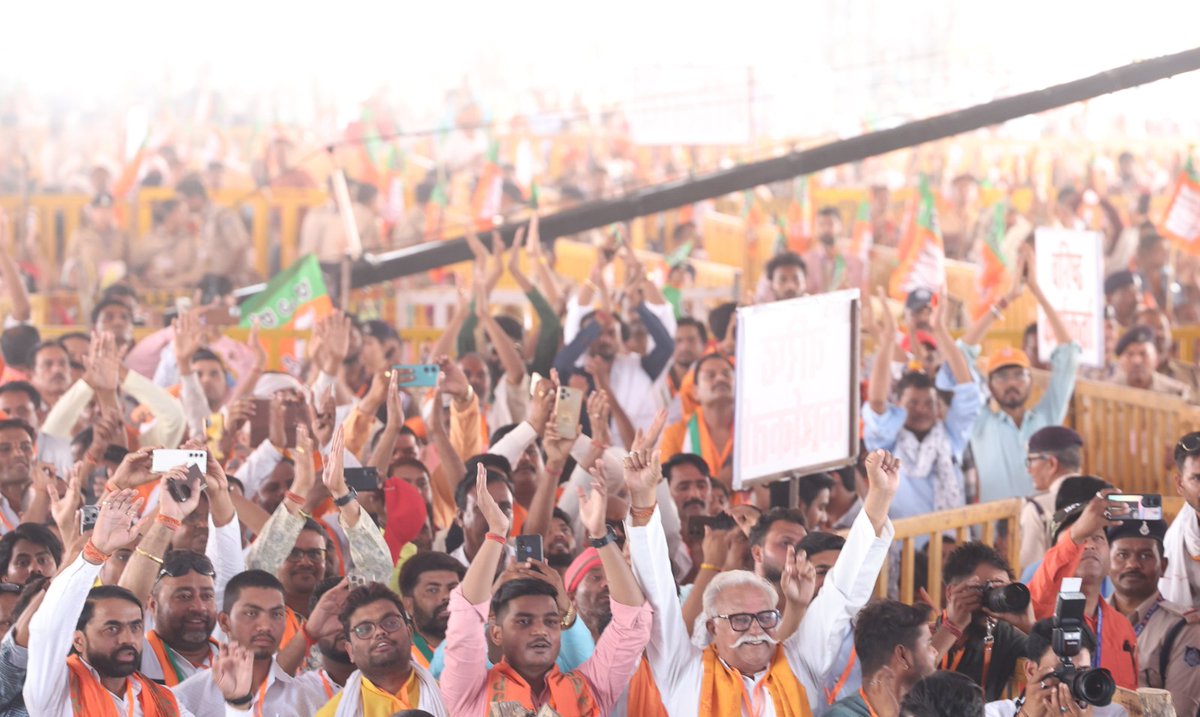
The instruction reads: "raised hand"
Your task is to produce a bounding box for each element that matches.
[873,286,897,340]
[246,319,267,373]
[527,375,556,435]
[578,466,609,540]
[586,390,612,445]
[290,424,317,500]
[780,545,817,607]
[268,393,288,450]
[385,370,403,427]
[322,425,349,498]
[623,447,662,509]
[486,230,506,288]
[543,419,574,468]
[305,577,351,640]
[173,309,204,369]
[943,579,982,629]
[48,465,84,539]
[701,524,732,568]
[436,355,471,402]
[223,398,255,435]
[84,331,121,393]
[631,409,669,452]
[498,558,570,614]
[107,446,157,490]
[91,488,145,554]
[507,226,528,280]
[315,311,351,373]
[474,463,511,537]
[864,449,900,499]
[158,466,203,522]
[721,529,750,572]
[1070,489,1120,545]
[212,643,254,703]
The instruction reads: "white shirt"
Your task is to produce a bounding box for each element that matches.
[0,495,19,535]
[173,658,328,717]
[628,504,894,717]
[22,552,202,717]
[139,637,218,683]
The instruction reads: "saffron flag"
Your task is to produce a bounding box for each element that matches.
[471,140,503,231]
[239,255,333,376]
[889,176,946,300]
[1160,156,1200,255]
[973,201,1010,320]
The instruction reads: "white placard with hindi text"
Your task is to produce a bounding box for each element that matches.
[733,290,860,489]
[1034,228,1105,368]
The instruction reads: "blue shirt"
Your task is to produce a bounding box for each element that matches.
[862,380,982,520]
[965,342,1080,503]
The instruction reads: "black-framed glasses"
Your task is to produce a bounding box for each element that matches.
[350,613,406,639]
[286,548,327,564]
[1025,454,1048,468]
[157,552,216,580]
[713,610,781,632]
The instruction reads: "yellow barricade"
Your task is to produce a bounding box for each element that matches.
[878,499,1023,607]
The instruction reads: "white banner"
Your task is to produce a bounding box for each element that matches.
[1034,228,1105,367]
[733,290,860,489]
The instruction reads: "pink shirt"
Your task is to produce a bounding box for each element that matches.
[440,586,652,717]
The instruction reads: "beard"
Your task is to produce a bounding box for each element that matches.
[416,606,449,641]
[165,615,217,647]
[761,564,783,586]
[547,548,574,570]
[318,640,351,664]
[88,645,140,678]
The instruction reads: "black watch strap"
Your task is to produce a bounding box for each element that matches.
[334,487,358,507]
[589,524,616,549]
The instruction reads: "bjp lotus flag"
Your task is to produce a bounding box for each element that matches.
[1160,156,1200,255]
[973,201,1010,320]
[889,175,946,300]
[239,255,333,376]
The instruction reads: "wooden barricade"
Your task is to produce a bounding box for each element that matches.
[876,499,1023,608]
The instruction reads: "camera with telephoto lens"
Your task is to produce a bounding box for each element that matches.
[1049,586,1115,707]
[980,582,1030,613]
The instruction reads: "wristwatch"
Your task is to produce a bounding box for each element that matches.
[589,524,617,550]
[333,488,358,507]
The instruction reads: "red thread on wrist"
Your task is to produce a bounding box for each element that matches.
[941,611,965,639]
[485,532,507,545]
[630,504,656,520]
[285,491,306,506]
[82,540,110,565]
[156,514,181,531]
[302,623,318,648]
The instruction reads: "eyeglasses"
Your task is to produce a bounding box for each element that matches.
[712,610,781,632]
[350,613,406,640]
[285,548,327,564]
[157,552,216,580]
[1025,454,1048,468]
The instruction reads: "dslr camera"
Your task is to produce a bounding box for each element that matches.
[1049,583,1115,707]
[980,582,1030,614]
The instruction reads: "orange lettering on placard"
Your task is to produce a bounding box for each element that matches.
[1051,242,1084,292]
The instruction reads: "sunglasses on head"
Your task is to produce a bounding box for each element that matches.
[157,552,216,581]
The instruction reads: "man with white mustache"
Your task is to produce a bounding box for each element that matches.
[628,447,899,716]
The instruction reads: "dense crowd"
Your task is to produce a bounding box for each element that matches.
[0,137,1200,717]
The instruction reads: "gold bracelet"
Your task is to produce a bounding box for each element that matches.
[560,602,577,629]
[700,563,722,573]
[135,547,164,566]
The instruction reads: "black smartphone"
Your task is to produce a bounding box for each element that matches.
[686,512,738,540]
[167,464,206,503]
[80,505,99,533]
[345,467,381,492]
[515,534,543,564]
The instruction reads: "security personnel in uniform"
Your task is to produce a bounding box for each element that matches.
[1107,518,1200,717]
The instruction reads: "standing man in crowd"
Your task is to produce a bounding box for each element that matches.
[1019,426,1084,568]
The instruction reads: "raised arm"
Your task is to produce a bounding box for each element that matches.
[636,302,676,380]
[477,284,526,387]
[245,425,318,574]
[460,464,509,603]
[367,372,403,471]
[521,411,572,540]
[430,286,471,362]
[931,291,971,385]
[0,240,30,323]
[867,288,897,415]
[1025,242,1071,347]
[120,468,199,603]
[427,387,466,515]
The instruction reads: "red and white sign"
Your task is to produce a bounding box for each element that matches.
[1161,173,1200,254]
[733,290,860,489]
[1034,228,1105,368]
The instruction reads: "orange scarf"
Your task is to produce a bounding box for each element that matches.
[486,659,598,717]
[700,644,812,717]
[67,654,177,717]
[144,630,218,686]
[627,655,669,717]
[282,607,304,649]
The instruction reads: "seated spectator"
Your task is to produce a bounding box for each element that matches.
[827,599,937,717]
[1111,325,1193,401]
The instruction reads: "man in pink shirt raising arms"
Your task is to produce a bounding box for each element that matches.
[440,463,652,716]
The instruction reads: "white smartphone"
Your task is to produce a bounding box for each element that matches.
[151,449,208,474]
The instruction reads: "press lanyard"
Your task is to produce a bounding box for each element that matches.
[859,688,882,717]
[1094,607,1104,668]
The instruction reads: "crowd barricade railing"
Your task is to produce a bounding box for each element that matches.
[1175,325,1200,364]
[875,499,1023,608]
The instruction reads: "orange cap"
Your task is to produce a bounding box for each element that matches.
[984,347,1031,375]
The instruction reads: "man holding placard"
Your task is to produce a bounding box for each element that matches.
[963,241,1081,503]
